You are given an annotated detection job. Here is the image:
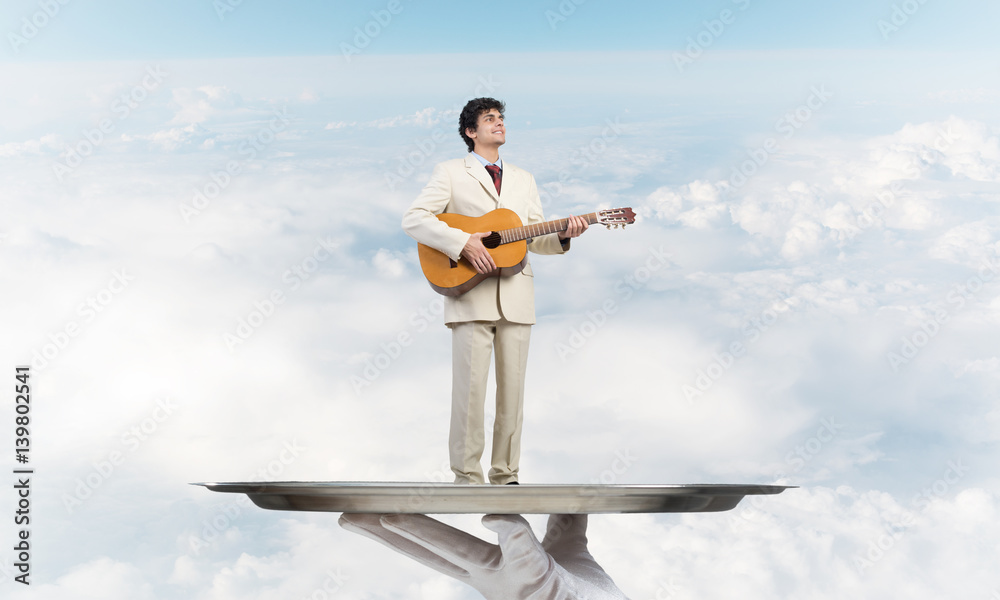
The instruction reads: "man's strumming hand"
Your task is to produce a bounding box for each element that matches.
[462,232,498,274]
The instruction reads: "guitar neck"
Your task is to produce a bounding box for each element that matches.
[499,212,599,244]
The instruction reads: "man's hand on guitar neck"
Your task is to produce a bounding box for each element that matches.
[559,214,590,242]
[462,232,499,274]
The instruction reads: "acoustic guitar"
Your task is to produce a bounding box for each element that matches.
[417,207,636,296]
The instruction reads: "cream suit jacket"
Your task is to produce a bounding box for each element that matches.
[402,154,567,325]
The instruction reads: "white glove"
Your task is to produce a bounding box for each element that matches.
[339,513,629,600]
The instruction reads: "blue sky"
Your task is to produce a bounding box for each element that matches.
[2,1,1000,599]
[3,0,1000,61]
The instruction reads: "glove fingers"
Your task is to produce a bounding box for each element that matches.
[481,514,553,579]
[541,514,590,558]
[379,513,500,574]
[339,513,470,579]
[540,514,615,587]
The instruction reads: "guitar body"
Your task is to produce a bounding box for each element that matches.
[416,205,634,296]
[417,209,529,297]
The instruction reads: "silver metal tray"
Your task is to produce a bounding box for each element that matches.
[196,482,791,514]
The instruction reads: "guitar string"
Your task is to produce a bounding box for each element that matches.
[497,212,605,244]
[488,208,636,245]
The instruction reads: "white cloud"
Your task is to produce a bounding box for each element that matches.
[121,123,214,151]
[298,88,319,103]
[646,179,729,229]
[780,219,827,260]
[643,117,1000,261]
[372,248,407,278]
[325,106,456,131]
[28,558,157,600]
[4,54,1000,600]
[170,86,245,125]
[867,116,1000,183]
[930,88,1000,104]
[928,220,1000,266]
[0,133,62,157]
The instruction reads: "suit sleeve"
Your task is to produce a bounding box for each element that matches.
[524,172,569,256]
[402,162,472,262]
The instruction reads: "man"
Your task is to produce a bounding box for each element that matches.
[402,97,588,485]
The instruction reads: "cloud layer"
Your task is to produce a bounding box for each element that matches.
[2,51,999,599]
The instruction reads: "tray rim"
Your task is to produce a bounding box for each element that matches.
[196,481,792,493]
[194,481,793,514]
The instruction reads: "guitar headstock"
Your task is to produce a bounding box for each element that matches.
[597,207,636,230]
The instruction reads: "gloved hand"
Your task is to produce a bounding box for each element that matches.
[339,513,629,600]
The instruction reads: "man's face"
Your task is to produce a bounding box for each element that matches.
[466,109,505,150]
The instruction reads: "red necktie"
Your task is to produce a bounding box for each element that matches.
[485,164,502,195]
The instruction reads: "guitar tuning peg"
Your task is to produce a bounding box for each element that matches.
[604,224,611,230]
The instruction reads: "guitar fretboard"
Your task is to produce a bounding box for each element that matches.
[498,212,599,245]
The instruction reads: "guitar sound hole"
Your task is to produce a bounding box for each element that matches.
[482,231,501,249]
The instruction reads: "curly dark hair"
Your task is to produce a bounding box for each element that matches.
[458,97,506,152]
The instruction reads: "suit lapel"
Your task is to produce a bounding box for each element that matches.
[465,154,500,205]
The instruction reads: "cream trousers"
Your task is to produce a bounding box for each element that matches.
[449,319,531,485]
